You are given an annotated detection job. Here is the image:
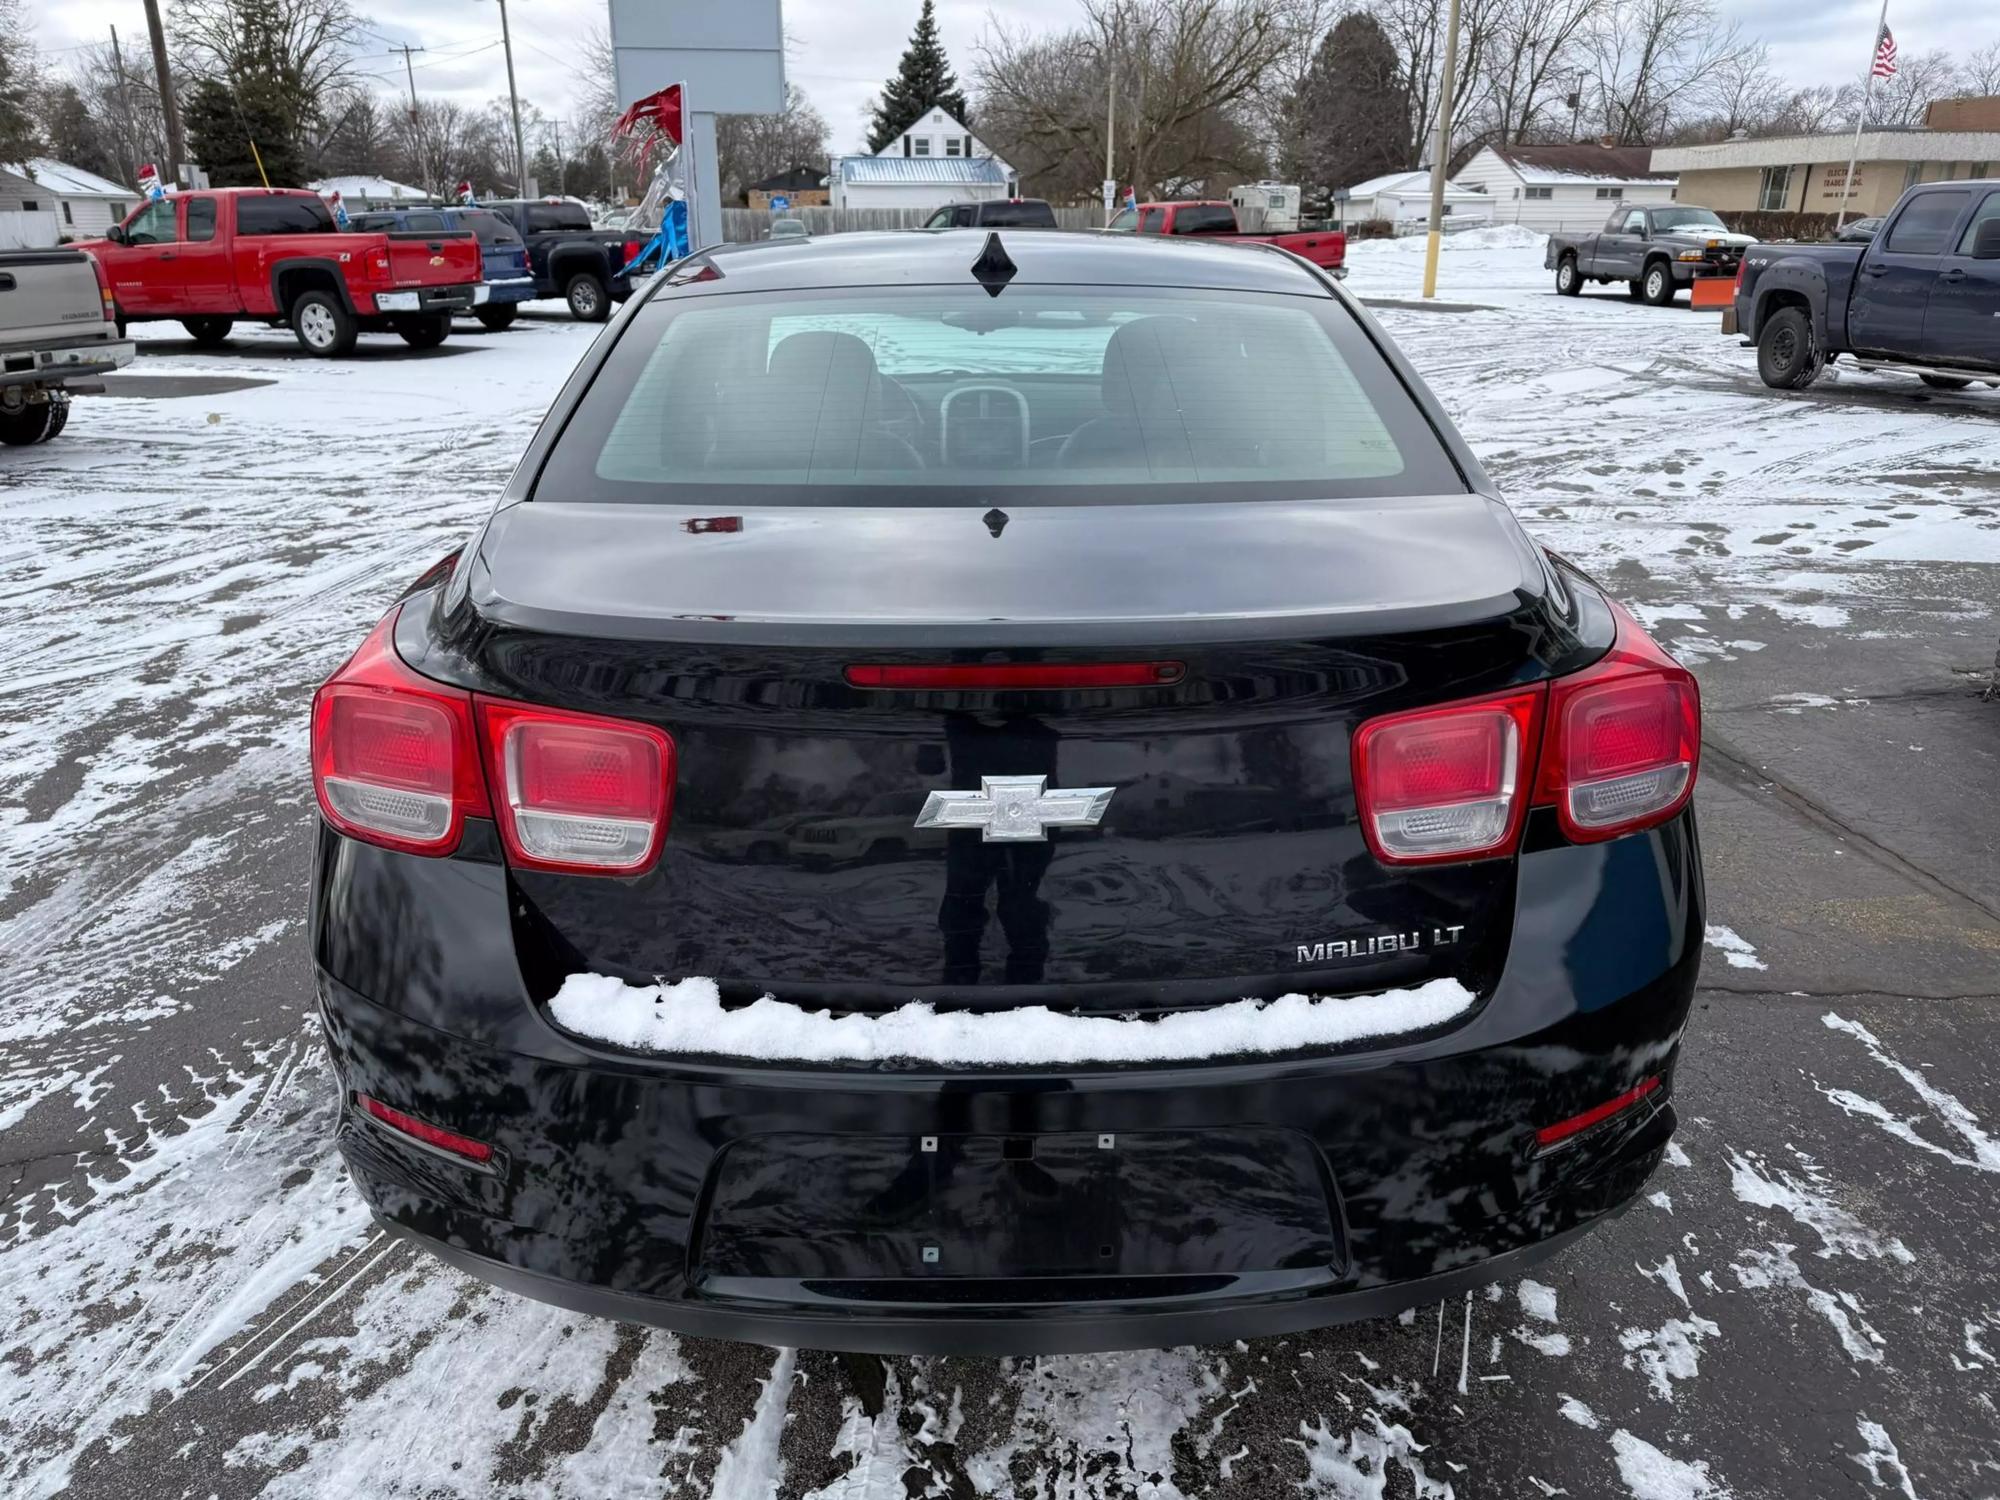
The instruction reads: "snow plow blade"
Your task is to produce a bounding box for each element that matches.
[1690,277,1734,311]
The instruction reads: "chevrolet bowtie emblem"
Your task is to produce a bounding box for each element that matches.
[914,775,1115,842]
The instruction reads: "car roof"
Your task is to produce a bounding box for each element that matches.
[657,228,1330,299]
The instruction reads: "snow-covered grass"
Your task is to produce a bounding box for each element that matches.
[549,973,1475,1065]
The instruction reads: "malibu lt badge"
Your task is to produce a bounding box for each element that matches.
[1296,926,1466,964]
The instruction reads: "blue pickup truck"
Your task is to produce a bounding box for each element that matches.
[349,207,537,331]
[1731,181,2000,393]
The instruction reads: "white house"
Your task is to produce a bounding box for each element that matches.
[1342,170,1494,227]
[827,108,1018,212]
[307,176,435,211]
[0,158,136,240]
[1455,143,1676,233]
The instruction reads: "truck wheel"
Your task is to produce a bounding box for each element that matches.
[1642,262,1677,306]
[474,303,519,331]
[564,272,610,322]
[181,317,234,347]
[1756,307,1822,390]
[1555,256,1581,296]
[1919,374,1973,391]
[289,290,357,357]
[0,395,65,446]
[394,314,452,349]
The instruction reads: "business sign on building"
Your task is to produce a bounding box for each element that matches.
[607,0,785,249]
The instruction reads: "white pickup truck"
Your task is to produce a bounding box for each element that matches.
[1,248,135,444]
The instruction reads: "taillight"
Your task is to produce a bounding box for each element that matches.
[366,246,391,280]
[1352,689,1541,865]
[311,610,488,855]
[87,253,114,321]
[1352,603,1699,866]
[1535,604,1699,843]
[478,700,674,875]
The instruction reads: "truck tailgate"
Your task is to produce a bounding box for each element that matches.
[381,232,481,288]
[0,252,111,349]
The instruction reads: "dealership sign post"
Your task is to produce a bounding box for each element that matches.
[607,0,785,252]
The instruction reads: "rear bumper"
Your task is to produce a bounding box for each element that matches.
[476,277,538,306]
[368,283,479,315]
[1,336,135,389]
[313,811,1702,1354]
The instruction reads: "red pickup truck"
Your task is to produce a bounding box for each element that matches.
[1105,201,1346,276]
[76,188,483,356]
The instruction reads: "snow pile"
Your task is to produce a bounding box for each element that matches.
[549,973,1476,1066]
[1350,223,1546,258]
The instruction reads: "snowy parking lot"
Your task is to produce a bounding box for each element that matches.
[3,239,1999,1499]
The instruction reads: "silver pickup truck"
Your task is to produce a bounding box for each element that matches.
[1,248,136,445]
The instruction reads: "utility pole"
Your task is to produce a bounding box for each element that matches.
[140,0,184,184]
[107,27,138,187]
[489,0,531,197]
[391,44,428,194]
[1102,8,1118,225]
[1421,0,1464,300]
[547,119,566,197]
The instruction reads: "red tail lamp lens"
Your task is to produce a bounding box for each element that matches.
[1352,690,1541,865]
[479,700,674,875]
[311,609,488,856]
[356,1093,493,1164]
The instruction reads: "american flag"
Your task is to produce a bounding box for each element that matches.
[1872,25,1899,79]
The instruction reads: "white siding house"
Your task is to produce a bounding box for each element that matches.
[827,109,1018,212]
[307,176,435,211]
[1342,171,1495,227]
[0,159,136,240]
[1455,144,1676,234]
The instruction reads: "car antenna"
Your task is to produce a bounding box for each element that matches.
[971,232,1016,297]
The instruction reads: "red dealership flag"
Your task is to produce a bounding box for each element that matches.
[1872,26,1898,79]
[614,84,684,148]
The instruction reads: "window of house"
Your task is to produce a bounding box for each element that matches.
[945,137,962,157]
[902,136,912,157]
[1524,186,1553,200]
[21,198,38,211]
[1595,186,1620,199]
[912,137,930,157]
[62,203,73,225]
[1757,165,1794,212]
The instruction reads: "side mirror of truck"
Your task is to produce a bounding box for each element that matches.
[104,225,126,245]
[1972,219,2000,260]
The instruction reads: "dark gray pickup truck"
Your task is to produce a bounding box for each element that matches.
[1,248,135,444]
[1547,205,1756,305]
[1729,180,2000,393]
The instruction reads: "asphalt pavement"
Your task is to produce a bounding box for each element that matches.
[2,261,1997,1499]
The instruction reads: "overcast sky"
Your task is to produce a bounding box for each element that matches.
[30,0,1997,158]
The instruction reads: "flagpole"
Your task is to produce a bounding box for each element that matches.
[1837,0,1890,231]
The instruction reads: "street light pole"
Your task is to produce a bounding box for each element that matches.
[1421,0,1464,300]
[1103,8,1118,225]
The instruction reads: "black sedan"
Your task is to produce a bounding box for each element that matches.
[310,228,1703,1355]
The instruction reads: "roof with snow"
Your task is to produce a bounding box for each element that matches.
[1485,144,1674,185]
[1345,170,1487,199]
[835,156,1009,186]
[1,158,131,197]
[308,175,431,202]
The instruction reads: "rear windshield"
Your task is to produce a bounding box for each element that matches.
[238,195,336,236]
[1172,205,1238,235]
[978,201,1057,227]
[537,284,1465,506]
[458,209,520,245]
[528,203,593,232]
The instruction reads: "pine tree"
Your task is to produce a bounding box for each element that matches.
[1289,14,1411,209]
[865,0,969,154]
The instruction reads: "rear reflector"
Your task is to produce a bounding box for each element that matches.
[1351,689,1541,864]
[846,662,1185,690]
[356,1092,493,1164]
[479,699,675,875]
[312,609,488,856]
[1535,1076,1661,1149]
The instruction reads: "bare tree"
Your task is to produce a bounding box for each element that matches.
[715,84,831,200]
[1482,0,1608,146]
[1864,48,1959,128]
[1767,82,1859,137]
[975,0,1291,202]
[170,0,365,128]
[1579,0,1760,145]
[1961,39,2000,99]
